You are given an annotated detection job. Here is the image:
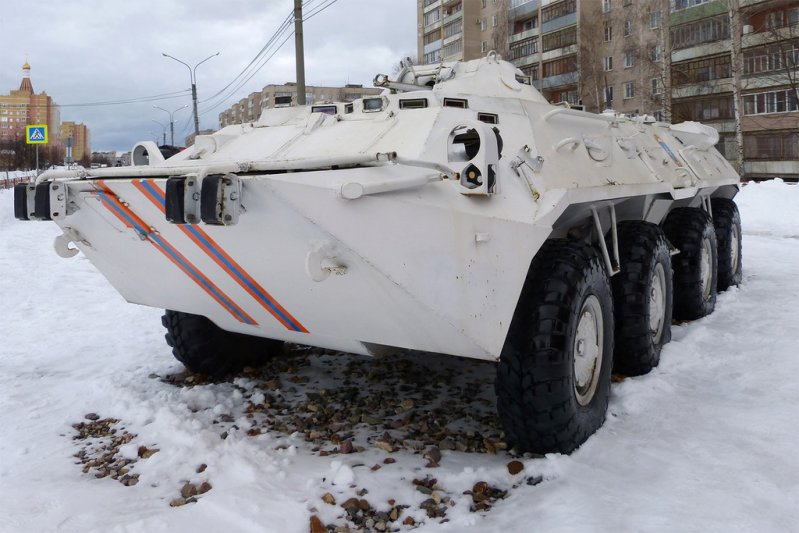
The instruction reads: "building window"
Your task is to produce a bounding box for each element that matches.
[481,41,488,53]
[423,49,441,64]
[673,95,734,121]
[650,43,663,61]
[672,54,731,86]
[744,43,799,76]
[651,77,662,95]
[650,11,661,29]
[482,0,487,7]
[541,0,577,24]
[602,0,611,13]
[481,18,488,31]
[624,82,635,98]
[424,31,441,45]
[744,132,799,160]
[492,15,497,27]
[624,51,634,68]
[670,15,729,50]
[521,64,540,80]
[672,0,711,11]
[444,19,463,38]
[510,36,539,59]
[604,86,614,106]
[543,55,577,78]
[442,39,463,58]
[424,8,441,26]
[542,26,577,52]
[624,19,633,36]
[603,56,613,71]
[604,23,613,41]
[623,0,632,6]
[743,89,799,115]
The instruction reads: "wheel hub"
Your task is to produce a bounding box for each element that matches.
[649,263,666,343]
[700,236,713,300]
[573,295,604,406]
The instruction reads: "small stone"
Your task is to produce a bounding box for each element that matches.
[322,492,336,505]
[383,457,396,464]
[361,414,380,426]
[309,514,326,533]
[85,413,100,421]
[403,516,415,526]
[416,485,432,495]
[341,497,360,510]
[374,520,387,531]
[423,446,442,465]
[198,481,212,494]
[389,507,399,521]
[181,483,198,499]
[169,497,187,507]
[339,440,353,454]
[370,464,381,471]
[137,446,159,459]
[357,499,370,511]
[196,464,207,473]
[375,440,394,453]
[507,460,524,476]
[264,379,282,390]
[398,399,414,411]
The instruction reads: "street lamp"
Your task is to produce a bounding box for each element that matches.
[153,104,188,146]
[162,51,220,137]
[150,119,167,146]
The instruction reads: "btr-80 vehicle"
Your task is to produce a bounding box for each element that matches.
[15,55,742,454]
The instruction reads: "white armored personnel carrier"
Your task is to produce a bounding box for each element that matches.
[15,55,742,454]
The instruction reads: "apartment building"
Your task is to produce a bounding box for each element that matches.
[218,83,382,128]
[59,121,91,162]
[0,62,60,145]
[419,0,668,115]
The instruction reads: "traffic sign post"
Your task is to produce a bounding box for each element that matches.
[25,125,48,174]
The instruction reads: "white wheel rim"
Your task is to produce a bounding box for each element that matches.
[700,236,713,300]
[730,223,740,273]
[649,262,667,344]
[573,295,604,407]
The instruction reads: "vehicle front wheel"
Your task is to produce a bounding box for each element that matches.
[162,310,283,376]
[496,240,614,454]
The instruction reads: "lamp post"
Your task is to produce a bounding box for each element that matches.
[153,104,188,146]
[162,52,220,137]
[150,119,167,146]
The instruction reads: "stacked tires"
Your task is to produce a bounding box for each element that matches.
[496,201,742,454]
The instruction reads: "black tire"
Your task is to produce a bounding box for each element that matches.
[609,222,673,376]
[663,207,718,321]
[162,310,283,376]
[711,198,742,291]
[496,240,614,454]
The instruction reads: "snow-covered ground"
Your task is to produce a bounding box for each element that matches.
[1,181,797,533]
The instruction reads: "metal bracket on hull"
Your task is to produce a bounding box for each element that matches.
[591,205,620,276]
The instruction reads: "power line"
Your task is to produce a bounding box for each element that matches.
[9,89,192,109]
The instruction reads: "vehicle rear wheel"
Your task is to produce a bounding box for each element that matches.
[663,207,718,320]
[711,198,742,291]
[496,240,614,454]
[162,310,283,376]
[609,221,673,376]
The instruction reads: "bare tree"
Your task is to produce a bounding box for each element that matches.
[492,0,510,59]
[727,0,746,177]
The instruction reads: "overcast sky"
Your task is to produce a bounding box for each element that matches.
[0,0,417,152]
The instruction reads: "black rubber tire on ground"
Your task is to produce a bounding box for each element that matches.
[663,207,718,321]
[609,221,673,376]
[711,198,742,291]
[162,310,283,376]
[496,240,614,455]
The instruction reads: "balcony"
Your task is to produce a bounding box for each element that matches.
[543,72,578,89]
[443,32,462,46]
[541,12,576,34]
[672,40,732,63]
[510,27,540,44]
[509,0,539,22]
[511,53,541,68]
[542,44,577,62]
[424,40,443,55]
[672,80,734,99]
[442,10,462,26]
[423,0,441,13]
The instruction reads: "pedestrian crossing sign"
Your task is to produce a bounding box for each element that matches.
[26,124,48,144]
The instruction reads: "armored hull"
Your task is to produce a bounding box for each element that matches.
[16,56,742,453]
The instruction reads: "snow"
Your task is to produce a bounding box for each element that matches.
[1,180,798,533]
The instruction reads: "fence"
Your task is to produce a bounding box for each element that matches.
[1,173,34,190]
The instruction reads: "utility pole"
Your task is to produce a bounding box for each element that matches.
[294,0,306,105]
[162,52,220,137]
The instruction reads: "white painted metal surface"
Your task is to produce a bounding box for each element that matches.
[32,55,740,361]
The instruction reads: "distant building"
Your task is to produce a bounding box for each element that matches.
[0,62,61,145]
[218,83,382,127]
[59,121,91,162]
[184,128,215,148]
